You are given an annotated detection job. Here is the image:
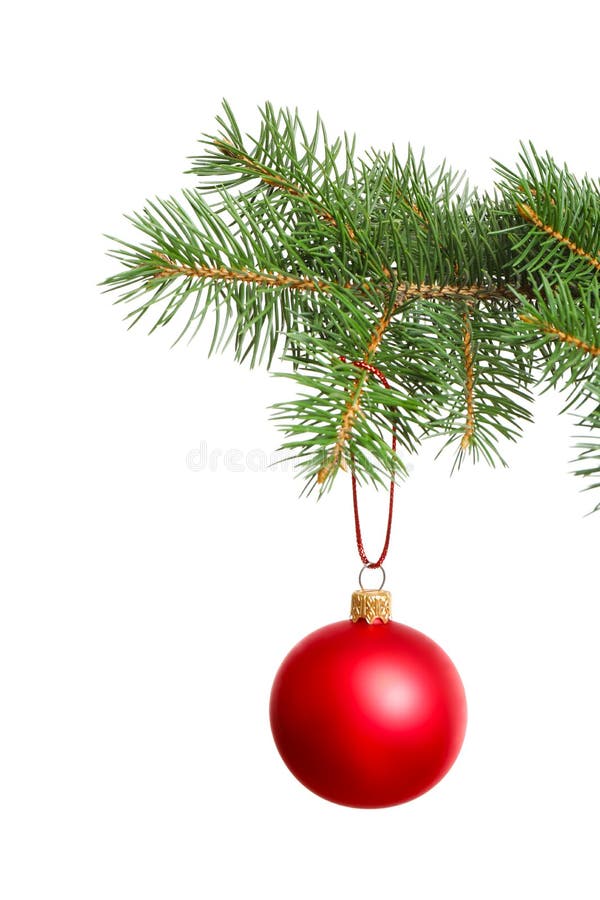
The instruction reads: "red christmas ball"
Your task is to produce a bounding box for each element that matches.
[270,616,467,808]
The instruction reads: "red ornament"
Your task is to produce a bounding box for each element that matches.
[270,594,467,808]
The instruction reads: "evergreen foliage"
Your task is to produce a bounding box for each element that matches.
[103,102,600,510]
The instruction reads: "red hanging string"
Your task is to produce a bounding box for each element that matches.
[339,356,396,570]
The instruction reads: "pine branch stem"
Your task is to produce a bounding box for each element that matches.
[152,253,517,306]
[152,252,329,293]
[400,282,520,303]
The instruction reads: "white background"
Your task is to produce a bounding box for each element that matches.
[1,1,599,898]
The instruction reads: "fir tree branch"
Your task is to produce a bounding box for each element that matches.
[103,106,600,509]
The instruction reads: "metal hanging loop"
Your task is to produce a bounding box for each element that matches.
[358,564,386,592]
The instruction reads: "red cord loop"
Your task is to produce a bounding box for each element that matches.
[340,356,396,570]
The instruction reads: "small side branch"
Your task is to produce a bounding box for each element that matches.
[519,314,600,357]
[214,139,355,238]
[517,202,600,273]
[152,253,328,293]
[461,301,476,450]
[317,297,402,484]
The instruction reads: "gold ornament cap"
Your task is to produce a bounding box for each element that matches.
[351,589,392,624]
